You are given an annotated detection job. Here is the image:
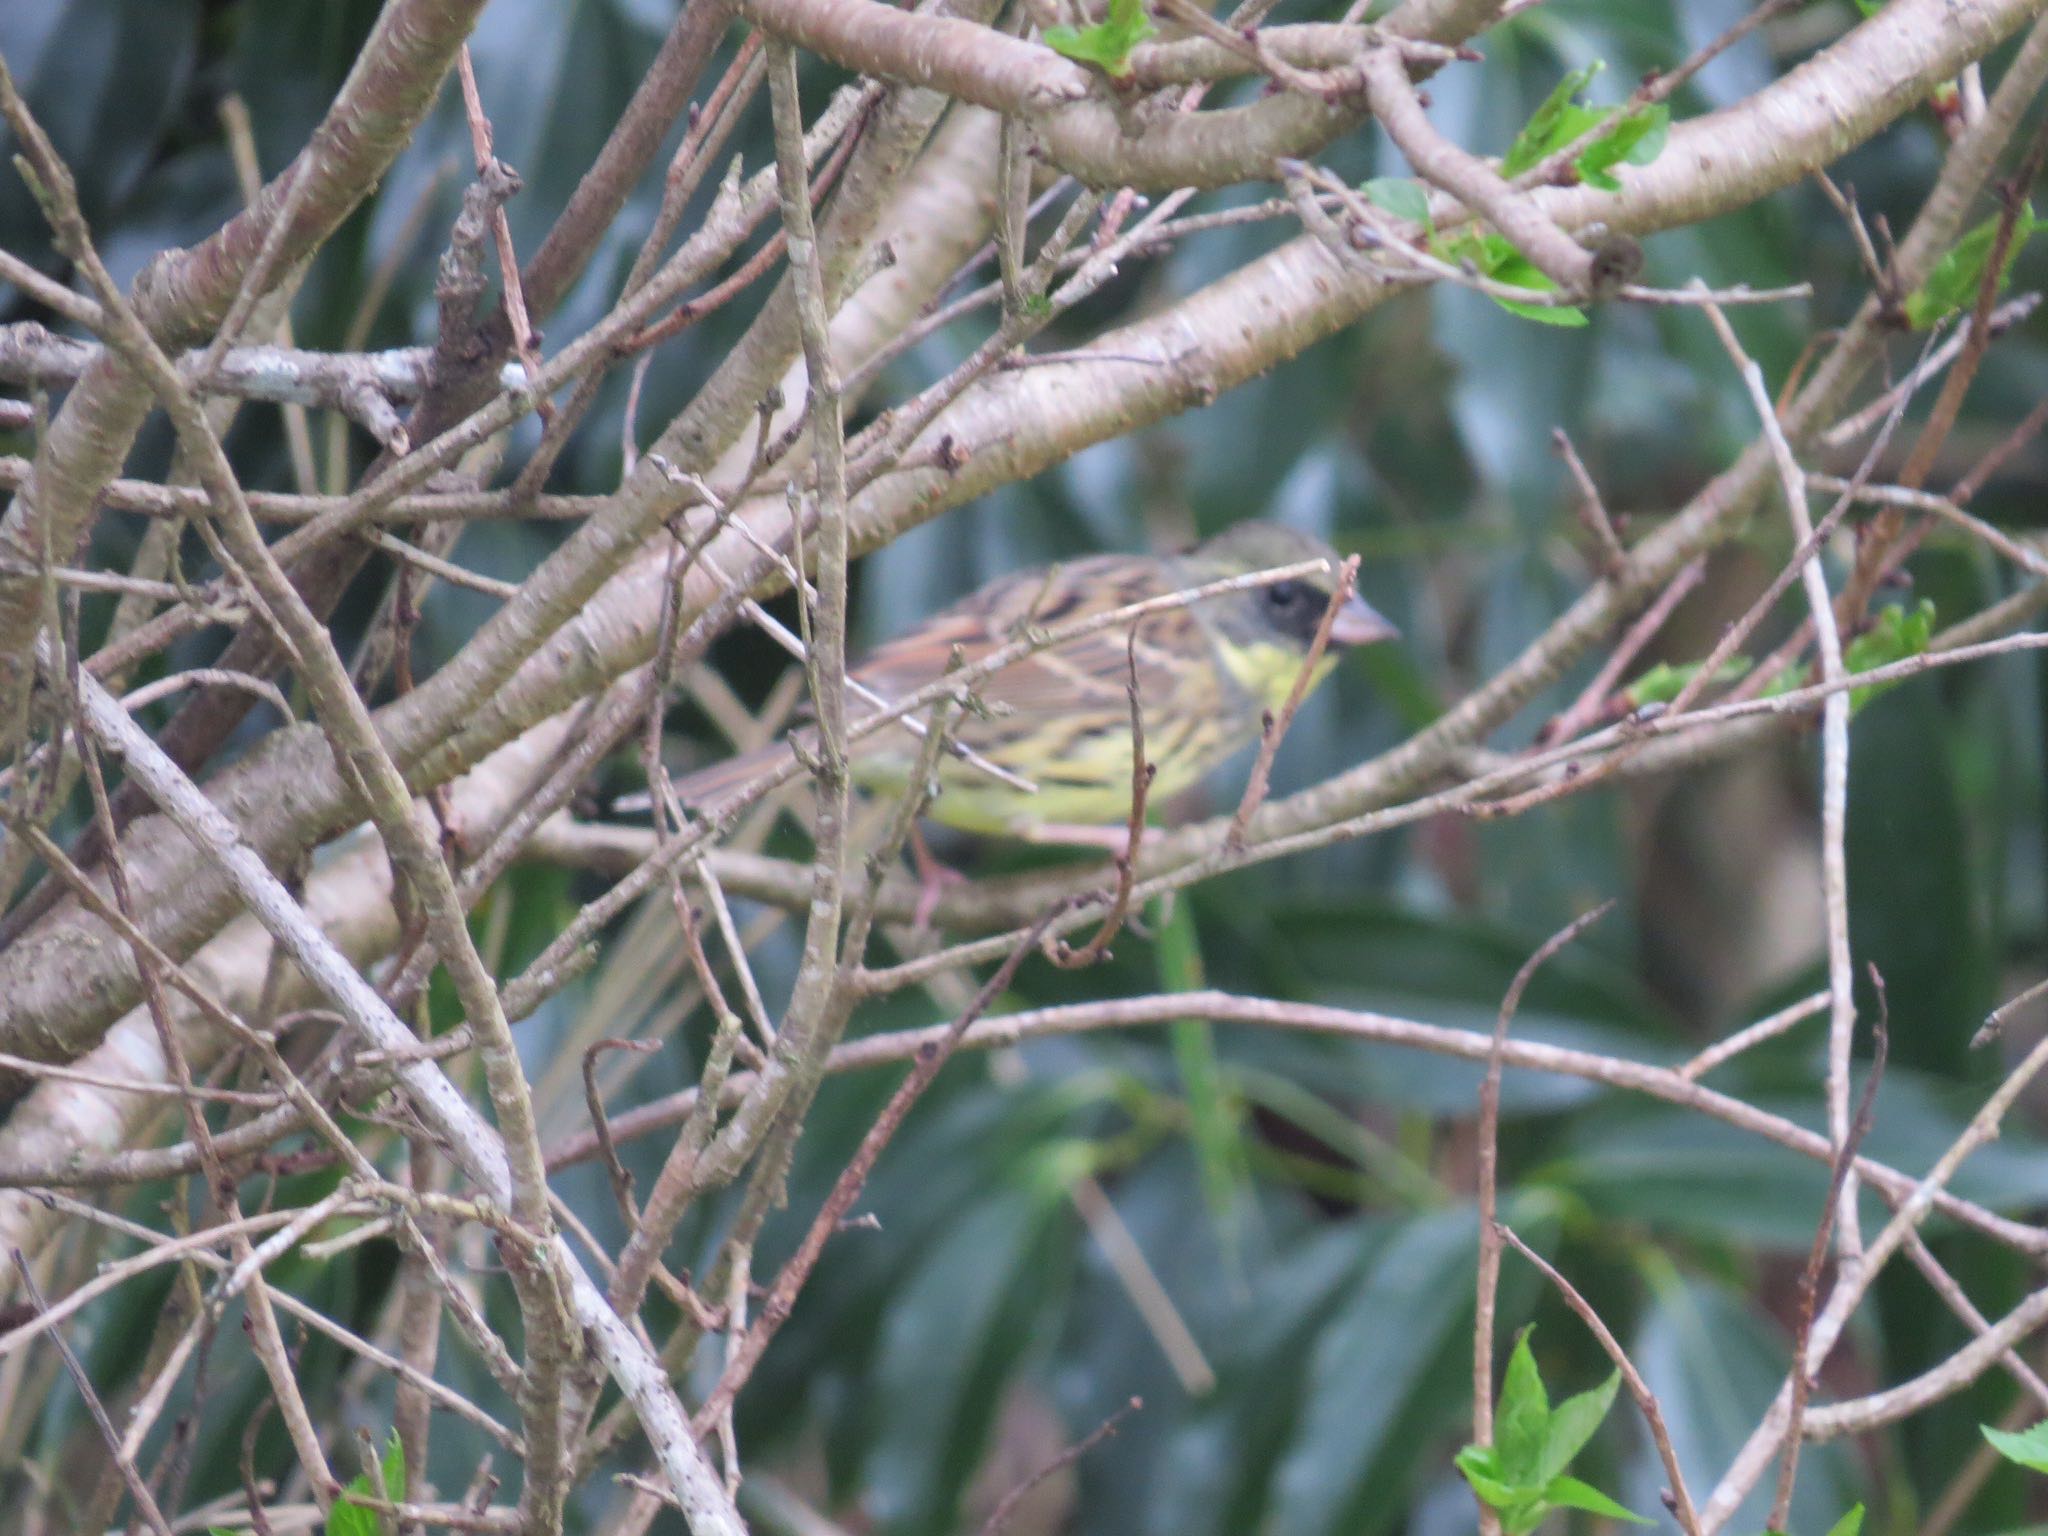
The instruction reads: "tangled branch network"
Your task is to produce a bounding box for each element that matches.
[2,0,2048,1530]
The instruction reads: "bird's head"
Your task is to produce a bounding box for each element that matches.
[1182,522,1398,708]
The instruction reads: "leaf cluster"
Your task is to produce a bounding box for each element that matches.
[1456,1329,1645,1535]
[1761,598,1938,712]
[1902,204,2042,329]
[1624,599,1937,716]
[1365,62,1669,327]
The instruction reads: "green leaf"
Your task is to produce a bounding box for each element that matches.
[1495,1327,1551,1484]
[1503,62,1605,178]
[1458,1445,1549,1533]
[1614,106,1671,167]
[1543,1474,1651,1524]
[1456,1445,1521,1506]
[1364,176,1431,229]
[1537,1370,1621,1484]
[1985,1420,2048,1472]
[326,1485,379,1536]
[1844,598,1935,711]
[1274,1204,1546,1533]
[1762,661,1811,698]
[1436,233,1591,325]
[1763,592,1934,716]
[1500,61,1669,197]
[1624,656,1752,709]
[1903,204,2041,328]
[1456,1443,1502,1477]
[1488,251,1588,327]
[325,1431,403,1536]
[1824,1503,1868,1536]
[1577,104,1671,192]
[1043,0,1157,77]
[379,1430,405,1502]
[1493,293,1591,327]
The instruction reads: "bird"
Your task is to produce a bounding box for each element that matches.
[670,522,1397,847]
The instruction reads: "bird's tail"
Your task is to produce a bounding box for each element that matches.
[630,699,909,817]
[674,740,802,814]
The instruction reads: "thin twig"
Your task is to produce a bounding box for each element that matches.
[1977,971,2048,1050]
[1538,559,1702,747]
[1701,291,1862,1264]
[454,46,547,424]
[979,1397,1143,1536]
[1047,631,1154,968]
[1473,900,1614,1501]
[1552,428,1628,576]
[56,658,741,1532]
[583,1038,662,1224]
[11,1250,178,1536]
[1678,992,1831,1082]
[1769,987,1887,1529]
[1901,1229,2048,1411]
[691,900,1073,1431]
[1840,117,2048,621]
[1226,554,1359,850]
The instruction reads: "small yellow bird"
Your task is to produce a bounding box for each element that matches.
[677,522,1396,838]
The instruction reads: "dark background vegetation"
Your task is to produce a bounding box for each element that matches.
[6,1,2048,1532]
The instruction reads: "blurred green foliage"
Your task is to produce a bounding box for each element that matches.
[7,0,2048,1533]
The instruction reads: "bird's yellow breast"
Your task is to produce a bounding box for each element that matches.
[1214,638,1340,713]
[851,690,1258,834]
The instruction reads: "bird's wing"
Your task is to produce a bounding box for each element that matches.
[674,555,1248,821]
[850,555,1216,724]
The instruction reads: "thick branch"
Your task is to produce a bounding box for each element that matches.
[727,0,1506,190]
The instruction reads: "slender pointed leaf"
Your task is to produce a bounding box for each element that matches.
[1495,1328,1551,1484]
[1543,1474,1650,1524]
[1538,1371,1621,1484]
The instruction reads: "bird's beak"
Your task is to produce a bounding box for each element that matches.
[1329,592,1399,647]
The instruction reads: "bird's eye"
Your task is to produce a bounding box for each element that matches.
[1265,580,1307,610]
